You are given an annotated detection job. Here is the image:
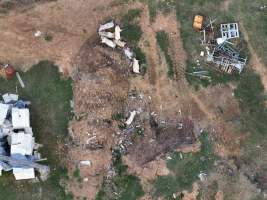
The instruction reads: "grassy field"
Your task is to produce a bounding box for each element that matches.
[153,133,216,199]
[230,0,267,66]
[0,61,72,200]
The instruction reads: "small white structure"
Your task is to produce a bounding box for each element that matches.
[101,37,116,49]
[2,94,19,104]
[13,167,35,180]
[0,104,9,126]
[11,132,34,156]
[115,25,122,41]
[125,111,136,125]
[216,37,227,45]
[12,108,30,129]
[98,31,114,39]
[99,21,115,32]
[34,30,42,37]
[132,58,140,74]
[114,40,126,48]
[221,23,239,39]
[124,48,134,60]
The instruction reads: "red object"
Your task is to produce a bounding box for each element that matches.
[5,65,16,80]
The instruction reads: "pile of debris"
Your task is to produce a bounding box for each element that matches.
[194,15,247,74]
[98,21,140,74]
[0,94,49,180]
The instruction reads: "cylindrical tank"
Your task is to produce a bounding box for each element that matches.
[5,65,16,80]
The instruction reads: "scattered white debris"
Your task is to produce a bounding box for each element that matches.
[198,172,207,182]
[114,39,126,48]
[98,21,142,75]
[99,21,115,32]
[200,51,205,57]
[99,31,115,39]
[124,47,134,60]
[101,37,116,49]
[114,25,122,41]
[216,37,227,45]
[2,93,18,104]
[16,72,25,88]
[125,111,137,125]
[0,104,9,126]
[179,153,183,159]
[166,156,172,160]
[34,30,42,37]
[83,177,89,182]
[132,58,140,74]
[80,160,92,167]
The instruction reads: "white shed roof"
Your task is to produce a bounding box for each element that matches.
[11,132,34,156]
[0,103,9,126]
[12,108,30,129]
[2,93,18,104]
[13,167,35,180]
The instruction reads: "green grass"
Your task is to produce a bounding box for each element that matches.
[95,152,144,200]
[156,31,175,78]
[146,0,176,22]
[153,132,216,198]
[73,168,80,178]
[0,60,72,200]
[230,0,267,66]
[121,9,143,44]
[234,70,267,135]
[121,8,147,72]
[121,8,142,25]
[234,70,267,170]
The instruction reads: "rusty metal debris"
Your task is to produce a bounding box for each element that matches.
[194,16,247,74]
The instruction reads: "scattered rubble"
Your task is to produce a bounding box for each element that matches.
[98,21,141,74]
[194,16,247,74]
[0,93,49,180]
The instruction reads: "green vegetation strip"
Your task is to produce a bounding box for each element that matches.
[153,132,216,198]
[121,8,147,73]
[0,61,72,200]
[156,31,175,78]
[96,151,144,200]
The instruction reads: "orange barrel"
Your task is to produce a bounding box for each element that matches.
[193,15,204,31]
[5,65,16,80]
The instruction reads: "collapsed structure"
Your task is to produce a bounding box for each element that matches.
[194,15,247,74]
[0,94,49,180]
[98,20,140,74]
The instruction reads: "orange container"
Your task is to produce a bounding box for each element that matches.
[193,15,204,31]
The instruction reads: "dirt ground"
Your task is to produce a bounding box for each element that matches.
[0,0,252,199]
[0,0,122,74]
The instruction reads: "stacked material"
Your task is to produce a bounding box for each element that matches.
[0,93,48,180]
[98,21,140,74]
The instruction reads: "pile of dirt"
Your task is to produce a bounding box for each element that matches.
[67,40,130,198]
[128,117,196,165]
